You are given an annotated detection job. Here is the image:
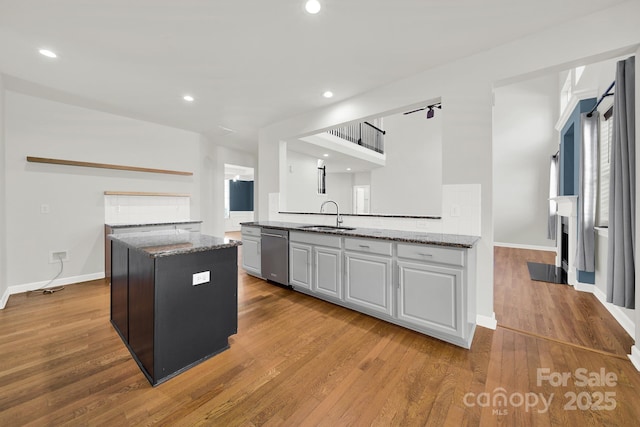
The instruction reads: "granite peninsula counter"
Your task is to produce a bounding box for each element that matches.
[109,231,241,385]
[240,221,480,248]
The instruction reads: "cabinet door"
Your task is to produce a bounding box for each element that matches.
[397,260,463,337]
[241,236,261,276]
[344,252,392,316]
[290,242,312,289]
[314,246,342,300]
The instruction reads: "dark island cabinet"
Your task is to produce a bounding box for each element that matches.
[109,233,239,386]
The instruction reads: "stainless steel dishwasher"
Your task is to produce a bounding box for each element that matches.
[260,228,289,286]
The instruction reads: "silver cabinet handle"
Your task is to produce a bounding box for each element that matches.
[359,245,370,249]
[418,252,433,257]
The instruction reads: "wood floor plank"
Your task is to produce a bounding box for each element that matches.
[0,245,638,425]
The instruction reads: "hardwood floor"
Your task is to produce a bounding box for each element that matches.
[494,246,634,357]
[0,242,638,426]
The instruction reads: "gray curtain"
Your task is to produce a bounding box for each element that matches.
[576,112,599,272]
[547,154,559,240]
[607,56,635,309]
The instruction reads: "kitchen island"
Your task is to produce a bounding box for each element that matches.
[109,230,240,386]
[241,221,480,348]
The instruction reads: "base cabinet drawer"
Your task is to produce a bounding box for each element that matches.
[397,260,464,337]
[344,252,392,316]
[397,243,465,266]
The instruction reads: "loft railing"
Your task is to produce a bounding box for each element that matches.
[328,121,385,154]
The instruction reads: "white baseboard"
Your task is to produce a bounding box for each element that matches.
[0,287,9,310]
[476,312,497,330]
[574,281,594,293]
[0,272,105,309]
[629,346,640,372]
[587,286,636,338]
[493,242,557,252]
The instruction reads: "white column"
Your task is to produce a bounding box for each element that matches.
[0,74,7,308]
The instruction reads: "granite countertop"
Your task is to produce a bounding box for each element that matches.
[109,231,241,258]
[241,221,480,248]
[105,220,203,229]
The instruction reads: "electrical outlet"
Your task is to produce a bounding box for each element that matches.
[192,271,211,286]
[49,250,68,263]
[40,204,50,214]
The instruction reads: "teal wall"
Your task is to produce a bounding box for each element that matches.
[560,98,597,284]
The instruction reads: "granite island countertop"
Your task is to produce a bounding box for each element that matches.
[241,221,480,248]
[109,231,241,258]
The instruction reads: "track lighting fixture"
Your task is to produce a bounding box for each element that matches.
[403,102,442,119]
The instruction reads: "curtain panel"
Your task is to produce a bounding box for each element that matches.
[607,56,635,309]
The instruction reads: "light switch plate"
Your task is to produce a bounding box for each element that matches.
[192,271,210,286]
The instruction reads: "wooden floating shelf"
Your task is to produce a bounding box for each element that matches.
[26,156,193,176]
[104,191,191,197]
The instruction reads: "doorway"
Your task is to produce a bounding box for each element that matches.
[352,185,370,214]
[491,53,635,356]
[224,163,255,232]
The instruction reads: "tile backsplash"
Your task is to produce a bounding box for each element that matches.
[105,195,190,224]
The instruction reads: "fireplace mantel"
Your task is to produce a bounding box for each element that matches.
[551,195,578,217]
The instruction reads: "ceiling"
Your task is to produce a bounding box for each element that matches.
[0,0,625,153]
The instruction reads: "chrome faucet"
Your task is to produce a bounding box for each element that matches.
[321,200,343,228]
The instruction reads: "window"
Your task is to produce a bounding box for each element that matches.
[597,110,613,226]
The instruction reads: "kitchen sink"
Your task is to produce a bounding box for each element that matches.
[298,225,356,232]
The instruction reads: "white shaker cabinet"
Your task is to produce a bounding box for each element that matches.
[240,226,262,277]
[397,261,463,337]
[314,246,342,300]
[289,242,313,289]
[258,225,478,349]
[289,231,342,297]
[344,238,393,317]
[396,243,475,347]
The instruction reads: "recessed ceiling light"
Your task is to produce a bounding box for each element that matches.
[39,49,57,58]
[305,0,321,14]
[322,91,333,98]
[323,153,329,157]
[346,168,352,171]
[183,95,195,102]
[218,125,236,134]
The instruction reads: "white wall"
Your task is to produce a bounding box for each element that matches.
[5,91,201,289]
[0,74,7,306]
[493,74,559,248]
[325,172,353,213]
[370,111,442,216]
[258,1,640,328]
[284,149,327,211]
[285,150,358,214]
